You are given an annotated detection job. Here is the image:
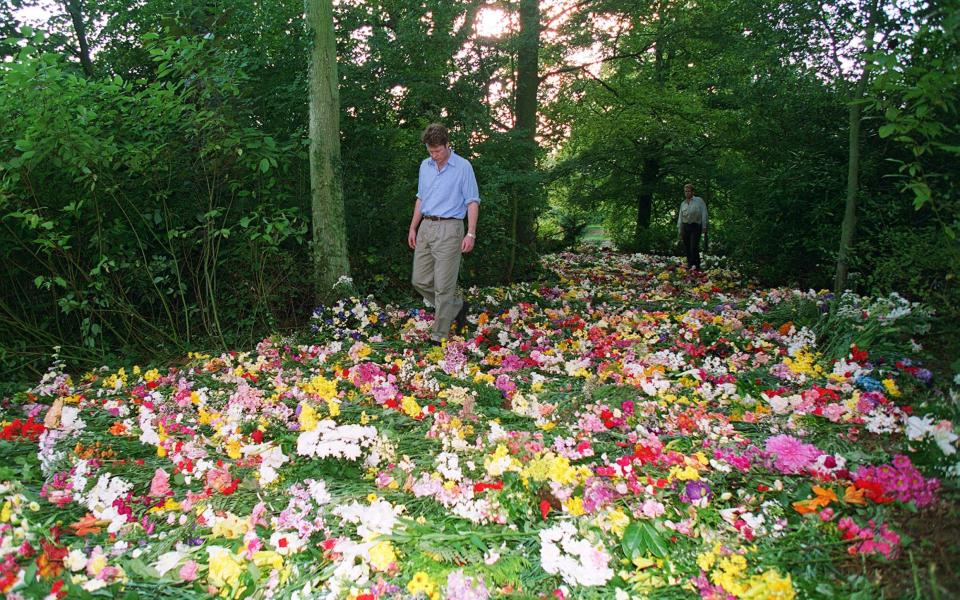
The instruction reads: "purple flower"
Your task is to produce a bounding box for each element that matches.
[681,480,712,504]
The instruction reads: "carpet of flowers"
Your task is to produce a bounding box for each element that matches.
[1,251,957,599]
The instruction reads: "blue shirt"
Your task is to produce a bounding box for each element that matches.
[417,150,480,219]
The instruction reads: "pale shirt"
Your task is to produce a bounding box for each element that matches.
[677,196,708,233]
[417,150,480,219]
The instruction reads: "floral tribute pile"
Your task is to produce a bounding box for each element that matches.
[1,251,957,599]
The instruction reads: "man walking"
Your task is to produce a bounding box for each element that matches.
[677,183,708,270]
[408,123,480,344]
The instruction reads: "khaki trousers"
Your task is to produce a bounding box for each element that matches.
[412,219,465,340]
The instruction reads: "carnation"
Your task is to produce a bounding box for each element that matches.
[765,434,822,474]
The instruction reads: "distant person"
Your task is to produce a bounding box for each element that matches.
[407,123,480,345]
[677,183,708,270]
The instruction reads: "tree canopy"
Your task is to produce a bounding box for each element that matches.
[1,0,957,376]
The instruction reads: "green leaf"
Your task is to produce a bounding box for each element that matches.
[621,521,645,559]
[878,124,897,138]
[259,158,270,173]
[640,521,669,558]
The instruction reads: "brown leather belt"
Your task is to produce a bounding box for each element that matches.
[422,215,459,221]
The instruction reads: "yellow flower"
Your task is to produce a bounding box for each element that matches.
[208,547,245,591]
[882,378,901,397]
[401,396,422,418]
[198,407,216,426]
[604,508,630,536]
[407,571,436,596]
[0,501,11,523]
[212,513,249,539]
[742,569,795,600]
[252,550,284,572]
[564,496,585,516]
[368,540,397,572]
[225,437,242,460]
[670,465,700,481]
[474,372,495,385]
[303,374,339,400]
[299,403,320,432]
[143,368,161,382]
[325,397,341,418]
[696,543,721,571]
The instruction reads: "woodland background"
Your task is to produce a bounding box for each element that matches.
[0,0,957,380]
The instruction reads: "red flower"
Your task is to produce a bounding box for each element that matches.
[539,500,551,520]
[850,344,868,363]
[473,481,504,494]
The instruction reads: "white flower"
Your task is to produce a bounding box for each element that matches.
[66,549,88,571]
[905,415,935,441]
[539,522,613,587]
[258,445,289,486]
[59,406,86,433]
[154,551,184,576]
[932,421,959,455]
[333,499,401,539]
[270,531,306,556]
[307,479,332,506]
[435,452,463,481]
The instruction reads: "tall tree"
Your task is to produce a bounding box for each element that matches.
[506,0,541,280]
[305,0,351,302]
[823,0,883,292]
[61,0,95,76]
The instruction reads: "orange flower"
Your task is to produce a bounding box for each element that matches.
[843,485,867,505]
[792,485,838,514]
[69,513,106,537]
[108,421,127,436]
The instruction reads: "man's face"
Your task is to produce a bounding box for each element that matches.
[427,144,450,163]
[684,186,694,199]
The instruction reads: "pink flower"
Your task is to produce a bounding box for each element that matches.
[179,560,199,582]
[149,468,172,497]
[765,434,822,474]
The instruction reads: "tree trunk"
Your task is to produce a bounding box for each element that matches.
[507,0,540,281]
[833,0,879,293]
[63,0,94,77]
[834,79,866,292]
[305,0,351,303]
[633,154,659,247]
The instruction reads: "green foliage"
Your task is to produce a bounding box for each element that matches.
[0,34,310,375]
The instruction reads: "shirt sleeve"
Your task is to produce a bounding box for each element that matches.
[677,203,683,232]
[416,161,426,200]
[699,200,708,229]
[461,161,480,204]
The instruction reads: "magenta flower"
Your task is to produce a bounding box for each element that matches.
[765,434,822,474]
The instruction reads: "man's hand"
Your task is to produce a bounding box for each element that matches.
[461,234,475,253]
[408,227,417,250]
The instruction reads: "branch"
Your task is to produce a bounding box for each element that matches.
[540,47,653,81]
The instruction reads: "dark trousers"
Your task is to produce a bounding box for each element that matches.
[681,223,702,269]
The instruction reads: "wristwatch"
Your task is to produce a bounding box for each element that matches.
[466,233,476,238]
